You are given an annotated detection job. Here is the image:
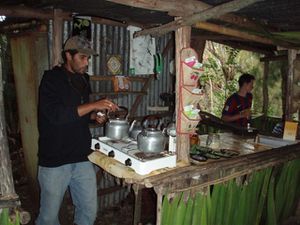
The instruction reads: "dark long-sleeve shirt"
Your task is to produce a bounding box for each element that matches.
[38,66,92,167]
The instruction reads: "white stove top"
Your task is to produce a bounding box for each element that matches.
[91,137,176,175]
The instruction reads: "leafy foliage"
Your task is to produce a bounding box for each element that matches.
[201,41,284,117]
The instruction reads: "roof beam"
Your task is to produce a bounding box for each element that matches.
[212,40,275,55]
[0,5,126,27]
[260,54,300,62]
[107,0,261,30]
[134,0,263,37]
[193,21,297,49]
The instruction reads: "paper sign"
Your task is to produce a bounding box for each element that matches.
[283,121,298,141]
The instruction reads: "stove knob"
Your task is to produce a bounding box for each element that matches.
[125,158,132,167]
[94,143,100,150]
[108,151,115,158]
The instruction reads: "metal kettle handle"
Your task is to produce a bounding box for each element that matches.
[142,115,161,129]
[108,106,128,119]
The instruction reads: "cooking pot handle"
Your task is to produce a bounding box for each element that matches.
[142,115,160,129]
[108,106,128,119]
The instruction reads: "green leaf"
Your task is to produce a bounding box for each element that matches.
[183,197,194,225]
[266,173,277,225]
[174,193,187,225]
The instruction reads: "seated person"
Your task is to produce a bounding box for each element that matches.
[221,73,255,127]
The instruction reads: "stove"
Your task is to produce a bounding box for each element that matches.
[91,137,176,175]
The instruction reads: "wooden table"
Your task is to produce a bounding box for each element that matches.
[88,133,300,225]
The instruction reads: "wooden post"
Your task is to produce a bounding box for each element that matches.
[262,60,269,116]
[154,186,164,225]
[52,8,63,67]
[175,23,191,163]
[0,49,18,201]
[132,184,142,225]
[286,49,297,120]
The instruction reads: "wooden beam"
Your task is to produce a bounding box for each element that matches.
[194,22,272,45]
[0,5,126,27]
[175,21,191,164]
[192,33,243,41]
[107,0,208,15]
[52,9,63,67]
[107,0,260,30]
[134,0,263,37]
[260,54,300,62]
[0,47,18,201]
[286,50,297,119]
[213,40,274,55]
[262,61,269,116]
[129,74,154,118]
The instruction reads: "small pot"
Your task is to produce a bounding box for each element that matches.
[137,116,166,153]
[105,106,129,140]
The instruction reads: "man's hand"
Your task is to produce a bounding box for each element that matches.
[95,113,107,124]
[240,108,251,119]
[77,99,118,117]
[93,99,118,112]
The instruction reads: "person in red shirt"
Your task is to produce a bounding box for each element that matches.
[221,73,255,127]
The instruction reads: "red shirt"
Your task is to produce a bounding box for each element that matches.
[222,92,252,127]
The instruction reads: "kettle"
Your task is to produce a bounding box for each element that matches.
[128,119,143,141]
[137,116,166,153]
[105,106,129,140]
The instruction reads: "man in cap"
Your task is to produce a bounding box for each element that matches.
[36,36,118,225]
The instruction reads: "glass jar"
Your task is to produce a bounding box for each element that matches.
[206,133,220,149]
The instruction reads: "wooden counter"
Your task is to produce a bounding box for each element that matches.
[89,133,300,225]
[89,133,300,192]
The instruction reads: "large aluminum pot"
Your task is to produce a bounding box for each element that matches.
[105,106,129,140]
[137,116,166,153]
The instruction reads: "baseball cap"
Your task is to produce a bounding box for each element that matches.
[63,35,98,56]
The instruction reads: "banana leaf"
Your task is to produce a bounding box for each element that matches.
[183,197,194,225]
[192,193,203,225]
[174,192,187,225]
[266,173,277,225]
[255,168,272,225]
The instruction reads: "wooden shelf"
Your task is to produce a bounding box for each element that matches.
[90,91,147,97]
[90,75,151,82]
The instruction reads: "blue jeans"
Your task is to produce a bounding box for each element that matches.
[35,161,97,225]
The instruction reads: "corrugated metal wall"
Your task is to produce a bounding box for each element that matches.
[48,20,174,210]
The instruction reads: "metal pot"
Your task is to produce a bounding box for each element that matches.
[137,116,166,153]
[129,120,143,141]
[105,106,129,140]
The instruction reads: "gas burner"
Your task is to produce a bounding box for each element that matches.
[107,139,132,145]
[134,152,165,161]
[91,136,176,175]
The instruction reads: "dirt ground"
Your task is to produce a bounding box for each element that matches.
[15,178,156,225]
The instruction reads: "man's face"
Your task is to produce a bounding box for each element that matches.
[245,80,254,93]
[67,52,90,74]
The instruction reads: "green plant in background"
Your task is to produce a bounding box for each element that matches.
[201,41,285,118]
[160,159,300,225]
[0,208,20,225]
